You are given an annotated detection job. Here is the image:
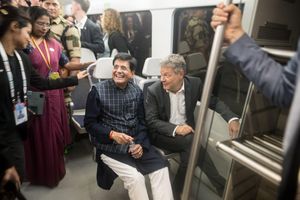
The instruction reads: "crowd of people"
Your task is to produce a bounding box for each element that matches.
[0,1,88,198]
[0,1,299,200]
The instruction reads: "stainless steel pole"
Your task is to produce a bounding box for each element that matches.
[181,0,233,199]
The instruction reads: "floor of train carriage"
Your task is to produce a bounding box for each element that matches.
[21,136,223,200]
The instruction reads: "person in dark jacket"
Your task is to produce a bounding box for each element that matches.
[145,54,240,198]
[123,14,148,75]
[72,0,104,57]
[101,8,131,56]
[0,5,87,181]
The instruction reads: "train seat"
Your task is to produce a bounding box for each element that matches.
[93,57,114,80]
[70,48,97,135]
[86,63,97,86]
[186,52,207,77]
[142,57,162,79]
[70,77,90,134]
[178,41,190,54]
[135,57,161,89]
[81,47,97,63]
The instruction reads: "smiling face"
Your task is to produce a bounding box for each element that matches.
[112,59,134,89]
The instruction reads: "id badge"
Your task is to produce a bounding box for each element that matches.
[49,72,60,80]
[14,102,28,125]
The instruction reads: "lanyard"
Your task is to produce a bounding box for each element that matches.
[0,42,27,104]
[31,37,51,70]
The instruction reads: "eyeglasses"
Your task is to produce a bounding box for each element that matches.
[35,22,51,29]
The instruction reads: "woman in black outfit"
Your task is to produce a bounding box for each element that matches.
[101,8,131,56]
[0,5,87,188]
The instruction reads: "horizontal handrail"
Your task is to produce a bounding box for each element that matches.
[231,141,282,173]
[216,141,281,185]
[262,135,283,147]
[244,140,283,163]
[253,136,283,154]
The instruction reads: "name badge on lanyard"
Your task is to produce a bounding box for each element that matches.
[0,42,28,125]
[14,100,28,125]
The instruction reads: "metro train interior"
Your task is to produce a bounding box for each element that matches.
[16,0,300,199]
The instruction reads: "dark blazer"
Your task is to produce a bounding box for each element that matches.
[145,75,238,140]
[224,34,300,200]
[80,18,104,56]
[108,31,131,55]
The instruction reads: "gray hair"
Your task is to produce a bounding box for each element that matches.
[160,54,186,73]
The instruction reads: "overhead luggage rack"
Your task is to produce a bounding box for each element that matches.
[216,135,283,186]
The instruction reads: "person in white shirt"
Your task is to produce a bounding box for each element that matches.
[145,54,240,199]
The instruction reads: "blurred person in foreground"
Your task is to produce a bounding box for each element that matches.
[211,3,300,200]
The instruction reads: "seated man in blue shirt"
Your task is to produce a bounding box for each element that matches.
[84,53,173,200]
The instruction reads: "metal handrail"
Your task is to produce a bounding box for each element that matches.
[253,136,283,154]
[216,141,282,185]
[181,0,232,199]
[231,140,282,173]
[244,140,283,163]
[262,135,283,147]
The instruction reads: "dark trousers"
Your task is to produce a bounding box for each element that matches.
[0,130,25,181]
[152,133,225,198]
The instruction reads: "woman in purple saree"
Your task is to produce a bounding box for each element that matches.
[24,6,71,187]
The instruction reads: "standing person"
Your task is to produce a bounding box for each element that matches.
[211,3,300,200]
[41,0,81,116]
[41,0,81,61]
[71,0,104,57]
[23,6,90,187]
[145,54,240,199]
[84,53,173,200]
[123,14,147,76]
[101,8,131,56]
[0,5,87,182]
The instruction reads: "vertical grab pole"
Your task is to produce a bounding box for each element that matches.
[181,0,232,199]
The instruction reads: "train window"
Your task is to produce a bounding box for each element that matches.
[173,5,243,77]
[173,7,214,62]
